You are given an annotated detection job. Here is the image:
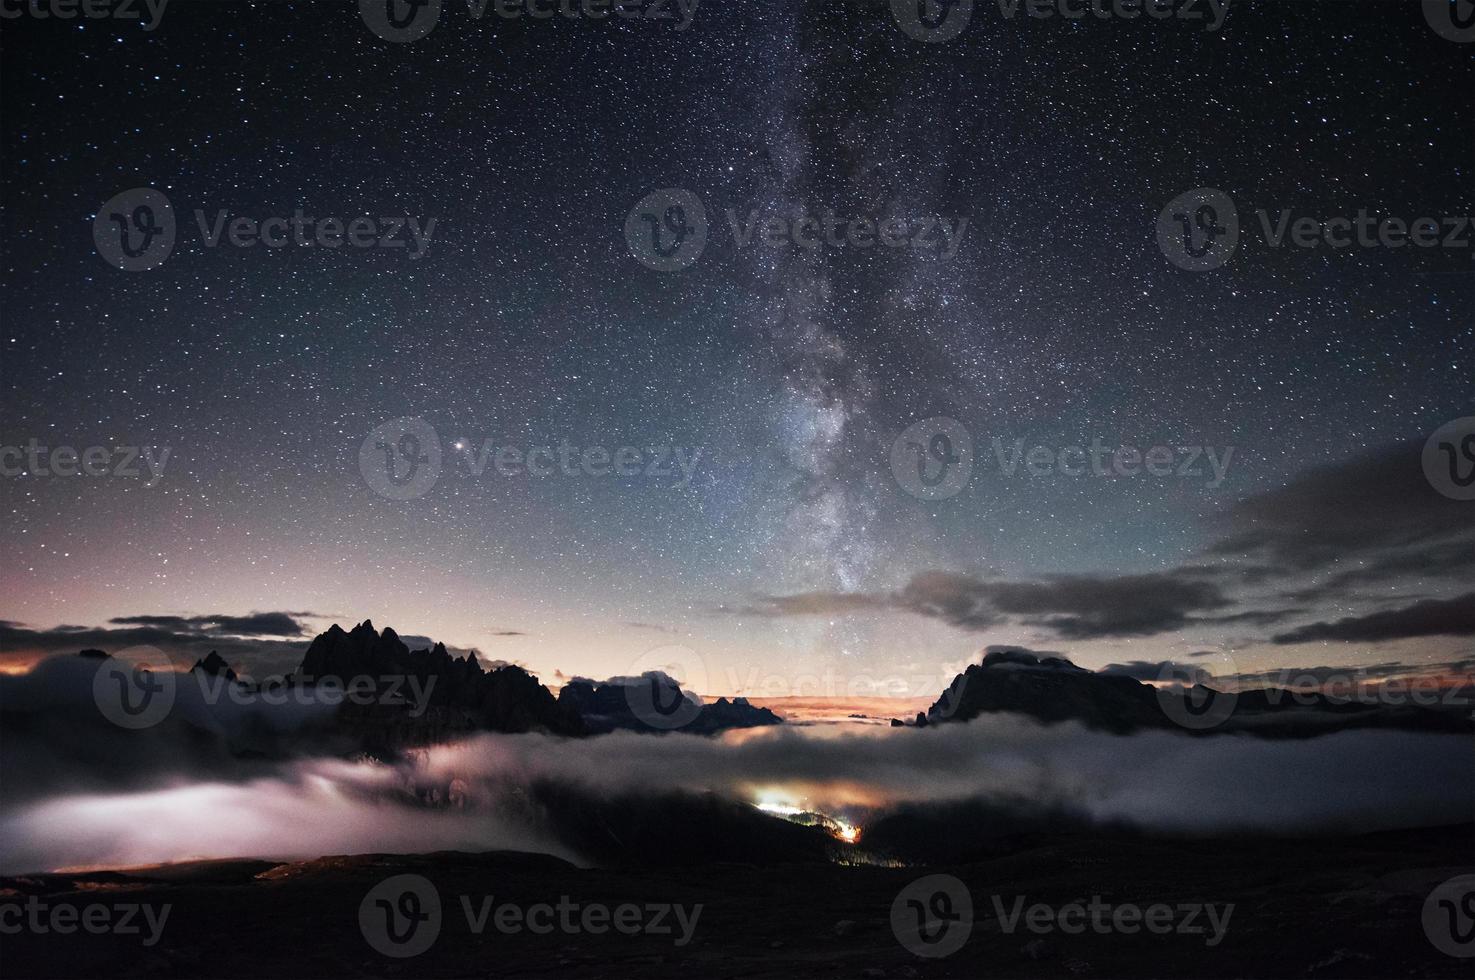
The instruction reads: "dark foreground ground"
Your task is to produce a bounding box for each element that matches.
[2,825,1471,979]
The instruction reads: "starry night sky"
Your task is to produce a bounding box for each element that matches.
[2,0,1471,693]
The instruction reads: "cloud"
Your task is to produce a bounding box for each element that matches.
[2,716,1469,873]
[1272,592,1475,644]
[1208,440,1474,579]
[1224,659,1475,689]
[982,644,1069,663]
[3,611,320,651]
[893,572,1004,630]
[722,591,891,619]
[1285,538,1475,603]
[1193,608,1302,627]
[1098,660,1214,683]
[0,616,503,679]
[732,569,1234,639]
[967,573,1233,639]
[723,440,1468,649]
[0,761,580,875]
[0,619,310,676]
[107,611,313,637]
[623,622,675,634]
[396,634,482,655]
[1179,440,1475,645]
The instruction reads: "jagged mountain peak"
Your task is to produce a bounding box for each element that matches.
[296,621,581,738]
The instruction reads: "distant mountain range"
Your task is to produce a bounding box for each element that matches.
[289,620,783,742]
[47,621,786,762]
[894,648,1474,737]
[557,674,782,735]
[296,619,585,739]
[48,627,1473,754]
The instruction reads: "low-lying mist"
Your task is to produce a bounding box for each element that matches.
[2,699,1469,873]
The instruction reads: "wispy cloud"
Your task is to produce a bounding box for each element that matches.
[1273,592,1475,644]
[725,568,1235,639]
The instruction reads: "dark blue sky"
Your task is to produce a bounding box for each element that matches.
[2,0,1471,693]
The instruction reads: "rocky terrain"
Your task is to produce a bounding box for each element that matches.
[296,620,586,738]
[557,673,782,735]
[895,648,1475,737]
[2,824,1468,979]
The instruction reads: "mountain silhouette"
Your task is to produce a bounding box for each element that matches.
[298,620,584,738]
[903,648,1474,737]
[190,651,238,682]
[557,672,783,735]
